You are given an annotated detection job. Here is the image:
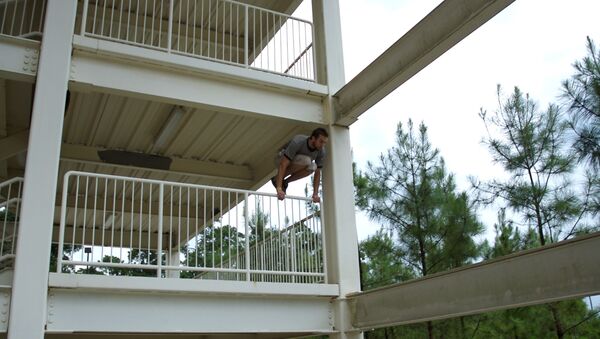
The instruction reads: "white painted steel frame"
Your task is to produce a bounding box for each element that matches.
[46,285,334,334]
[68,43,328,124]
[7,2,77,339]
[0,34,39,81]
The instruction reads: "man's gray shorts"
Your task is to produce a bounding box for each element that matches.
[275,151,317,173]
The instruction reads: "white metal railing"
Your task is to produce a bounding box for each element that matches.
[78,0,316,81]
[0,0,45,39]
[199,212,324,283]
[57,171,325,283]
[0,177,23,262]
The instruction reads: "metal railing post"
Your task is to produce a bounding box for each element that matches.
[80,0,89,36]
[244,192,250,281]
[244,5,248,67]
[319,202,328,284]
[311,23,317,81]
[57,172,73,273]
[167,0,174,53]
[157,183,164,277]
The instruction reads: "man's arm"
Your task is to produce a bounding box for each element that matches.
[312,168,321,203]
[276,157,290,200]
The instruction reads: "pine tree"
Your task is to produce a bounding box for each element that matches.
[561,36,600,170]
[475,86,587,245]
[355,120,484,338]
[475,86,598,338]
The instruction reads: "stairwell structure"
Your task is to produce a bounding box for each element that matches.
[0,0,361,338]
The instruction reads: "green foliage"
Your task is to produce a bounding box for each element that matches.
[49,243,81,273]
[482,208,539,259]
[475,86,590,245]
[355,120,485,337]
[355,120,484,277]
[359,230,413,289]
[561,36,600,171]
[181,223,246,278]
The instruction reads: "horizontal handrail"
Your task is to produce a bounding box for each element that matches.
[62,170,312,201]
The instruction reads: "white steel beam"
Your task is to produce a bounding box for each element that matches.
[8,2,77,339]
[0,35,40,82]
[46,274,336,334]
[333,0,515,126]
[69,38,328,124]
[349,232,600,330]
[61,143,254,182]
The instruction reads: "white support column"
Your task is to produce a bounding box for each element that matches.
[8,2,77,339]
[312,0,346,93]
[322,126,362,339]
[313,1,362,337]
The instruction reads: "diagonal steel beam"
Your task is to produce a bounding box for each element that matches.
[333,0,515,126]
[348,232,600,330]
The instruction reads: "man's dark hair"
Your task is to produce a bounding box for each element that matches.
[310,127,328,139]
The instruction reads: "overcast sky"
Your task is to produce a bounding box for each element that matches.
[329,0,600,240]
[279,1,600,241]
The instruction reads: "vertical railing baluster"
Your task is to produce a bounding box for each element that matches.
[81,0,89,35]
[195,188,199,271]
[150,0,155,46]
[109,0,115,38]
[200,0,205,56]
[58,174,72,273]
[207,0,211,58]
[192,0,196,54]
[213,0,218,59]
[157,183,163,277]
[243,4,248,67]
[101,178,108,262]
[9,0,17,35]
[126,0,131,41]
[159,0,163,48]
[81,177,89,262]
[72,176,79,258]
[203,189,207,271]
[167,0,173,52]
[139,182,144,260]
[0,184,11,256]
[244,192,250,281]
[131,181,136,262]
[147,184,152,270]
[14,180,22,255]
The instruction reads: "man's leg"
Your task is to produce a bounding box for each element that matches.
[284,155,316,183]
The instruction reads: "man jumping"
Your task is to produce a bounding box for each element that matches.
[271,127,328,203]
